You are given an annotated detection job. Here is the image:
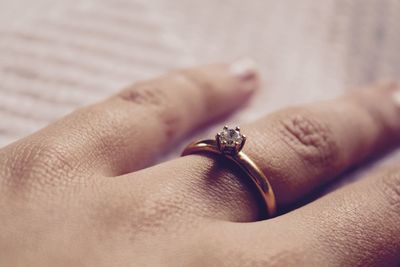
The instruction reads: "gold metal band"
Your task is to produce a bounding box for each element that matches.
[182,139,277,218]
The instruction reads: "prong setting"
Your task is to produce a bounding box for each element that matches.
[216,126,245,155]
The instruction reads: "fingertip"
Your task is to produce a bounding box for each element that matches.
[229,58,261,94]
[181,60,261,112]
[229,58,258,80]
[390,82,400,107]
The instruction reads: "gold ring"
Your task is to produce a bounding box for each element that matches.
[181,126,277,218]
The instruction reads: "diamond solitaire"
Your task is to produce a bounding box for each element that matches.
[216,126,246,155]
[182,125,276,218]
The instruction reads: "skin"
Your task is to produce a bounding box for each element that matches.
[0,61,399,266]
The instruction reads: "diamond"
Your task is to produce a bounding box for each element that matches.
[216,126,245,154]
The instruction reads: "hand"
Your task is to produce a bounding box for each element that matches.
[0,61,399,267]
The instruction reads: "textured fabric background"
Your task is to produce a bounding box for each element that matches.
[1,0,400,164]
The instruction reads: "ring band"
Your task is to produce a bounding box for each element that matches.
[181,126,277,218]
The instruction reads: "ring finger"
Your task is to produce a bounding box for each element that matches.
[112,82,400,222]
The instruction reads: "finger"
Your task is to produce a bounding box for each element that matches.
[187,82,400,215]
[190,164,400,267]
[301,164,400,266]
[109,82,400,222]
[262,164,400,266]
[244,82,400,206]
[0,60,259,182]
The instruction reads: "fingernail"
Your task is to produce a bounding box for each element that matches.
[230,58,259,92]
[392,85,400,107]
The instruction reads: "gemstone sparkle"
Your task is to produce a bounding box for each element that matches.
[217,126,245,154]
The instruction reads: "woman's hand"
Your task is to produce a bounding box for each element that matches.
[0,62,399,266]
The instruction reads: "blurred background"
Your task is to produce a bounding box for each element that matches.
[1,0,400,151]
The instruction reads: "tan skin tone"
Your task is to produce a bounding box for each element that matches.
[0,61,399,266]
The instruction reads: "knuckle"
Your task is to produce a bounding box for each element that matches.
[277,108,339,169]
[28,142,73,174]
[118,81,169,108]
[118,79,186,140]
[4,139,76,193]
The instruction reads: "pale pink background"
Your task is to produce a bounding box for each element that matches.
[1,0,400,169]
